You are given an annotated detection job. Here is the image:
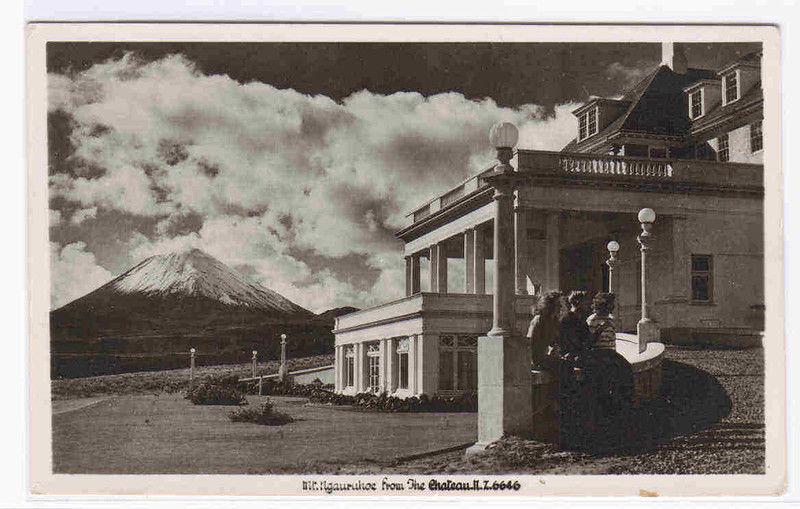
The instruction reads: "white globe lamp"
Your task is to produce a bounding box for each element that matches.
[489,121,519,149]
[638,207,656,224]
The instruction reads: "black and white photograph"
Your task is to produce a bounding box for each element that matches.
[26,23,784,497]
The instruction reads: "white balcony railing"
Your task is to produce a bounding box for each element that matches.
[559,153,673,178]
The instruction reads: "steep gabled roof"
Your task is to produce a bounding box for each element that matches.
[563,65,717,152]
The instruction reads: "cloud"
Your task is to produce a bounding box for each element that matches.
[605,61,656,93]
[50,242,113,309]
[49,209,62,226]
[70,206,97,224]
[48,53,579,312]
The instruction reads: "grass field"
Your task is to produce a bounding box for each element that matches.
[52,394,475,474]
[51,346,764,475]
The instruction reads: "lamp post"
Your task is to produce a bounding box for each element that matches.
[189,347,196,389]
[279,334,288,381]
[467,122,532,455]
[637,208,659,353]
[251,350,258,378]
[606,240,619,294]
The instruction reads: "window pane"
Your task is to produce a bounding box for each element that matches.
[438,350,453,390]
[690,90,703,118]
[457,351,477,390]
[751,121,763,153]
[588,109,597,135]
[398,353,408,389]
[692,255,710,272]
[579,113,588,140]
[368,355,380,392]
[718,134,729,162]
[724,71,738,103]
[346,358,354,387]
[692,275,710,301]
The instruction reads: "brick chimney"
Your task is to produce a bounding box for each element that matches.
[661,41,688,74]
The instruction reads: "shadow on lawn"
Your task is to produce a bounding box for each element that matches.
[583,359,733,455]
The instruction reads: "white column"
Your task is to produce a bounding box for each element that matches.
[377,339,385,393]
[471,172,532,452]
[474,227,486,294]
[408,335,418,394]
[436,242,448,294]
[405,256,413,297]
[545,211,560,292]
[385,338,396,394]
[334,346,341,392]
[428,245,439,293]
[514,205,529,295]
[355,342,366,392]
[464,230,475,293]
[405,255,421,296]
[411,255,420,295]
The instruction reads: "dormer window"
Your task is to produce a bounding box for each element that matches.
[578,107,598,141]
[722,70,740,105]
[689,89,704,119]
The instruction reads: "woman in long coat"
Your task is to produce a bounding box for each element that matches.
[581,292,634,450]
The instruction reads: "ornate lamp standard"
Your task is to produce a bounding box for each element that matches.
[251,350,258,378]
[279,334,288,380]
[637,208,659,353]
[606,240,619,294]
[468,122,532,454]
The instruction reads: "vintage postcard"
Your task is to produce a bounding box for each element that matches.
[27,23,785,497]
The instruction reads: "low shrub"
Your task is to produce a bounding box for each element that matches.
[308,389,477,413]
[245,377,333,397]
[185,374,248,406]
[228,399,294,426]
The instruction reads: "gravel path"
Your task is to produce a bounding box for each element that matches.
[339,346,765,475]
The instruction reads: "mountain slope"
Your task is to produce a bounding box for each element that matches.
[55,248,314,319]
[50,248,334,377]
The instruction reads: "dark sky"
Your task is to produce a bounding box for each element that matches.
[47,40,762,312]
[47,42,761,110]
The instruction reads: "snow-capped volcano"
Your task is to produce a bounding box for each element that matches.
[52,247,317,332]
[106,248,309,314]
[50,248,334,377]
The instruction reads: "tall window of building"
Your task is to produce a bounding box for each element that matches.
[750,121,763,153]
[723,70,739,104]
[717,133,730,162]
[438,334,478,391]
[396,338,409,390]
[578,107,598,141]
[691,255,713,302]
[344,346,355,388]
[689,89,704,119]
[578,112,588,140]
[366,343,380,393]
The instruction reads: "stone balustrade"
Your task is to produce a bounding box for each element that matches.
[558,153,673,178]
[405,150,764,228]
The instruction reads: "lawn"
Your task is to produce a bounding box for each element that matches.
[51,346,764,475]
[52,393,476,474]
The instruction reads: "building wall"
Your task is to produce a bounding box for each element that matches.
[704,122,763,164]
[614,208,764,336]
